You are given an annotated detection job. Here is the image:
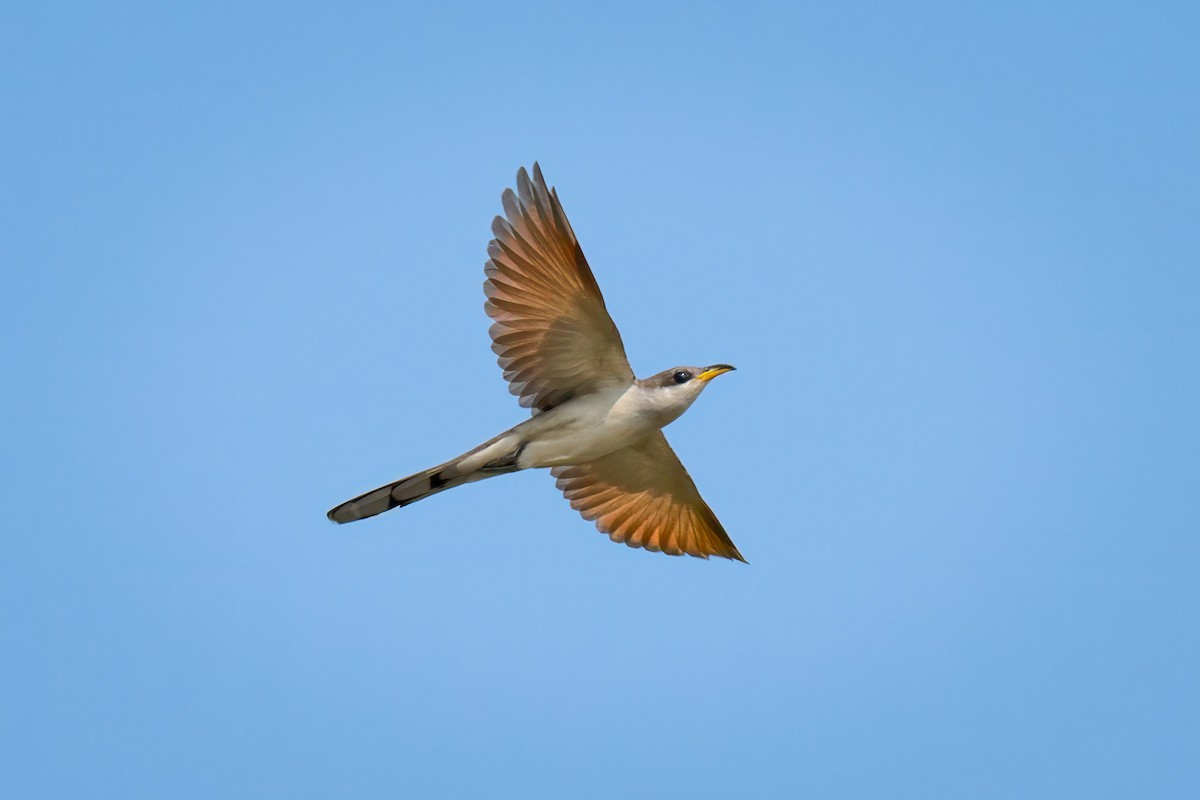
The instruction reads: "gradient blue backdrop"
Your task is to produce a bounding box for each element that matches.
[3,2,1197,797]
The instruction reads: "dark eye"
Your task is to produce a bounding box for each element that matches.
[673,370,691,384]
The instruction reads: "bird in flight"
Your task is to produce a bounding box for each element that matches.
[328,164,744,561]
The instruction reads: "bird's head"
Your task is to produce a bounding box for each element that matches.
[637,364,736,425]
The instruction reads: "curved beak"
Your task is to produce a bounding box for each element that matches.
[696,364,736,382]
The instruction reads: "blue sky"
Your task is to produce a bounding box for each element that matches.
[3,2,1197,797]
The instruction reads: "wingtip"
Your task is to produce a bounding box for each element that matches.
[724,541,749,563]
[515,165,531,194]
[515,162,553,206]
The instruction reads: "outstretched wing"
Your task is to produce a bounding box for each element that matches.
[484,164,635,413]
[552,432,746,562]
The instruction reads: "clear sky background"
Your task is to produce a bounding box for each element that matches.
[3,2,1197,798]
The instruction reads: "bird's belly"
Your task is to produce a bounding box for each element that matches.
[518,406,657,468]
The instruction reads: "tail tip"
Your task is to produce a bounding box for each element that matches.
[327,502,363,524]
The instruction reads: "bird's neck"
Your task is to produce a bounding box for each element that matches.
[625,382,696,429]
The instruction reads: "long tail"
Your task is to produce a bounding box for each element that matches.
[327,430,525,524]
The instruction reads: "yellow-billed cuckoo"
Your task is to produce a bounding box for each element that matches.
[328,164,743,561]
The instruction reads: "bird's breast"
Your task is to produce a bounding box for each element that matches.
[517,387,660,468]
